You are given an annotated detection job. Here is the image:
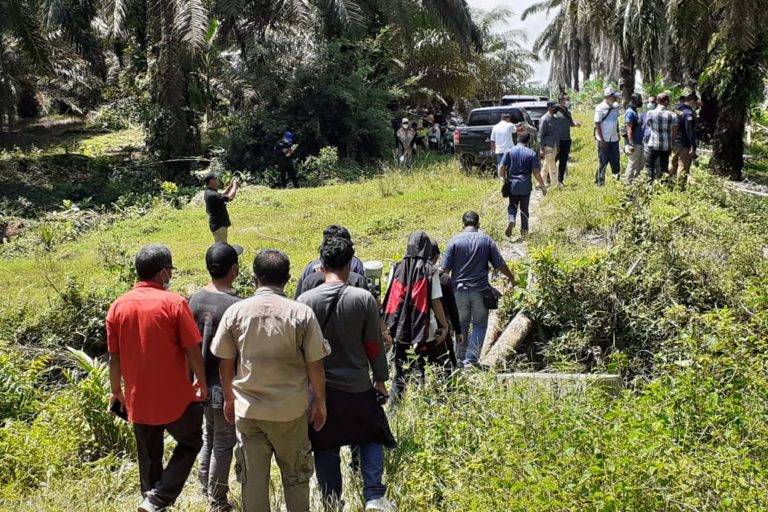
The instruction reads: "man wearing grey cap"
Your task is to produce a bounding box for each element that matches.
[594,87,622,186]
[204,173,240,243]
[189,242,245,512]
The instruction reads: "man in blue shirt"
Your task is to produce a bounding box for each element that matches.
[441,211,516,368]
[499,132,548,238]
[670,93,698,189]
[623,94,646,184]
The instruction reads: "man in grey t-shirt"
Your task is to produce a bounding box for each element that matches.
[298,236,395,512]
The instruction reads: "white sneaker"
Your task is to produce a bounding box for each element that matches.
[365,497,397,512]
[137,497,166,512]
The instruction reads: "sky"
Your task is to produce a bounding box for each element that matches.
[467,0,551,84]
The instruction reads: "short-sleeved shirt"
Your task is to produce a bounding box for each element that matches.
[211,286,330,422]
[538,112,559,148]
[106,281,202,425]
[490,121,515,155]
[188,288,242,389]
[624,107,645,146]
[298,283,388,393]
[298,271,370,296]
[442,230,506,291]
[500,143,541,196]
[295,257,366,298]
[646,106,678,151]
[204,188,231,232]
[594,101,620,142]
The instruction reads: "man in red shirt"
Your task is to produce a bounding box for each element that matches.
[107,244,207,512]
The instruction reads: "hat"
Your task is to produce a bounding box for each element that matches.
[203,172,219,184]
[401,117,409,124]
[604,86,621,98]
[206,242,243,275]
[546,100,558,108]
[685,93,699,101]
[283,131,293,143]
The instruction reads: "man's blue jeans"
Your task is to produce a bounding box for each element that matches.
[315,442,386,509]
[454,289,489,367]
[595,140,620,186]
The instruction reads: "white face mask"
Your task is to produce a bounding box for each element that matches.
[162,268,172,290]
[648,103,656,110]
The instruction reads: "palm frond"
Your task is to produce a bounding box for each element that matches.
[173,0,209,50]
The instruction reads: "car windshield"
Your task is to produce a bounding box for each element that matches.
[525,107,548,120]
[467,110,525,126]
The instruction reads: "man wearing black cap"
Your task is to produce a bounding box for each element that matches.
[189,243,244,512]
[204,174,240,243]
[538,100,560,186]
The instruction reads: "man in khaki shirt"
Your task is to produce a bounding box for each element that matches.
[212,249,330,512]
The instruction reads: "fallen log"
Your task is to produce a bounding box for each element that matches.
[480,311,534,369]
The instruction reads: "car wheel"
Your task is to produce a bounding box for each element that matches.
[458,154,474,173]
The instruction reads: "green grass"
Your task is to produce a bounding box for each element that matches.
[0,161,501,310]
[3,113,768,511]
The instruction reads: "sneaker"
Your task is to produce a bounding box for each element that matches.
[138,497,166,512]
[557,182,564,189]
[366,497,398,511]
[505,222,516,237]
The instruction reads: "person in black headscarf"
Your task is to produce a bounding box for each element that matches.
[383,231,450,401]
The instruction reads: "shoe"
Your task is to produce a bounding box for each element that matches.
[138,497,166,512]
[612,173,620,180]
[505,222,515,237]
[557,182,564,189]
[366,497,398,511]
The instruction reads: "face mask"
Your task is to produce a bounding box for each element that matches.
[648,103,656,110]
[613,101,620,108]
[162,268,172,290]
[565,101,572,110]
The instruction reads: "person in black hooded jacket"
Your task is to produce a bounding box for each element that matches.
[383,231,450,401]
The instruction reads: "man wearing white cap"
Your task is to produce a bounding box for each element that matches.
[594,87,622,186]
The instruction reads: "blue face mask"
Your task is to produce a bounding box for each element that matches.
[647,103,656,110]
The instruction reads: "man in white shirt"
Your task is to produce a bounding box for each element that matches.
[594,87,622,186]
[490,113,515,172]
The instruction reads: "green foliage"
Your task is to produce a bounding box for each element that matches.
[224,39,393,181]
[16,277,123,355]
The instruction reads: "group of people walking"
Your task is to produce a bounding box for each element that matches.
[107,208,513,512]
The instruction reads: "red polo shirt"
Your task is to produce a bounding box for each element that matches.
[107,281,202,425]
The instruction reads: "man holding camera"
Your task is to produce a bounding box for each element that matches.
[203,173,240,243]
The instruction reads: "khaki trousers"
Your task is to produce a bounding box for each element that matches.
[543,146,558,184]
[671,146,694,187]
[212,227,228,243]
[624,146,645,184]
[235,414,313,512]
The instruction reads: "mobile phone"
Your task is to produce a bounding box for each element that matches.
[376,390,389,406]
[110,400,128,421]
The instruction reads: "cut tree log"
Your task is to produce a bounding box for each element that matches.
[479,309,502,361]
[480,311,534,369]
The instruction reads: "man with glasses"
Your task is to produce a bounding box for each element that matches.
[107,244,207,512]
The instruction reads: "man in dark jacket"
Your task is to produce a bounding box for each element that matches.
[431,240,463,369]
[670,93,698,189]
[274,131,300,188]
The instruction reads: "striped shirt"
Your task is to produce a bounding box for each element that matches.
[646,106,677,151]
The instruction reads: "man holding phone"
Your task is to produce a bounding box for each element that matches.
[106,244,207,512]
[298,236,397,512]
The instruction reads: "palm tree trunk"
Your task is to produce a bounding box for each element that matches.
[712,99,746,181]
[620,50,635,101]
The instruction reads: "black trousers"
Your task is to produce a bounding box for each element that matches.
[644,148,671,181]
[134,402,203,506]
[278,160,300,188]
[556,138,571,183]
[392,341,453,400]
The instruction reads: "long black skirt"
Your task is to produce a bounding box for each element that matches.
[309,386,397,451]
